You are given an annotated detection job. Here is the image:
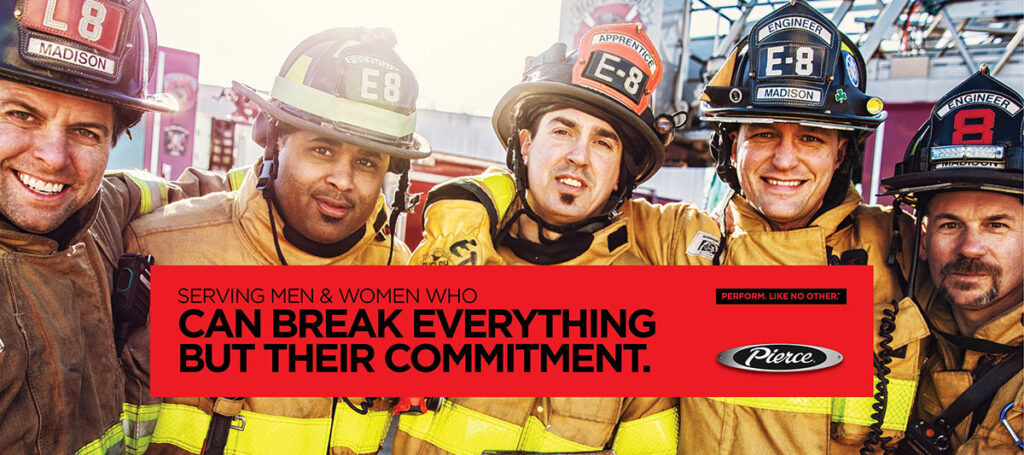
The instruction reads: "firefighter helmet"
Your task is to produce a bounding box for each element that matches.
[882,66,1023,201]
[236,27,430,169]
[0,0,178,124]
[702,0,883,193]
[700,0,884,132]
[493,22,673,214]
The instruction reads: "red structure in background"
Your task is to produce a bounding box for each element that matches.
[862,102,933,207]
[144,47,200,180]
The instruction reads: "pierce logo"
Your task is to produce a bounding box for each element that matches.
[718,344,842,372]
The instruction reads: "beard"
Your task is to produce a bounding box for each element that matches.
[560,193,576,205]
[938,257,1002,308]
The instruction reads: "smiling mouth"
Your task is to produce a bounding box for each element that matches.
[763,177,804,188]
[16,171,66,195]
[557,176,584,189]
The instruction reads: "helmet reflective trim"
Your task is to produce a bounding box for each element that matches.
[269,76,417,138]
[697,112,857,131]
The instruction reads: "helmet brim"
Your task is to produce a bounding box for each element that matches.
[701,105,885,133]
[881,167,1024,198]
[0,67,179,114]
[233,81,430,160]
[493,80,664,183]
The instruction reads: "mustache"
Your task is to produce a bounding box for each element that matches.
[311,189,355,208]
[551,163,592,185]
[940,257,1002,278]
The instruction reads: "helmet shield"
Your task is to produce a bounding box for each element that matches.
[882,68,1023,200]
[236,27,429,160]
[0,0,177,114]
[700,0,884,132]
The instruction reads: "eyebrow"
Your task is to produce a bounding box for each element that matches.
[931,213,1016,223]
[1,98,111,136]
[0,99,42,119]
[357,149,384,161]
[550,115,620,143]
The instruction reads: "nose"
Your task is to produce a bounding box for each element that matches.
[956,227,988,258]
[324,162,355,192]
[31,128,72,170]
[770,138,800,171]
[565,137,590,167]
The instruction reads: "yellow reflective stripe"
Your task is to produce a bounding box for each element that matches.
[227,168,248,191]
[398,400,521,455]
[123,403,161,454]
[153,401,391,454]
[519,415,601,452]
[709,396,832,414]
[271,76,417,137]
[151,403,210,454]
[74,415,126,455]
[329,405,392,453]
[123,170,168,216]
[612,408,679,455]
[478,172,516,222]
[710,376,917,431]
[284,55,313,83]
[832,377,917,430]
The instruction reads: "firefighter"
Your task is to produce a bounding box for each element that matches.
[124,28,430,454]
[395,23,721,455]
[680,0,929,453]
[0,0,193,452]
[882,66,1022,454]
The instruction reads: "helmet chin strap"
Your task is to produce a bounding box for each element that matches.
[256,124,290,266]
[500,129,618,246]
[256,123,384,265]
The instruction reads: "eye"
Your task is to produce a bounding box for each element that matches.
[74,128,101,141]
[355,158,379,169]
[801,134,825,143]
[938,221,961,230]
[552,127,571,137]
[595,138,615,150]
[6,110,35,123]
[751,131,775,139]
[987,221,1010,230]
[312,146,333,157]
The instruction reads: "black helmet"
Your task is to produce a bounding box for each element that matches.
[701,0,884,132]
[236,27,429,172]
[702,0,883,194]
[0,0,177,124]
[493,22,674,216]
[882,66,1023,202]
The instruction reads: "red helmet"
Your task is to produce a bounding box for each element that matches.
[493,23,672,217]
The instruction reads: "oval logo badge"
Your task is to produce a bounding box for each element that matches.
[718,344,843,372]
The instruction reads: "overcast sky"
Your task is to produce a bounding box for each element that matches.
[147,0,563,116]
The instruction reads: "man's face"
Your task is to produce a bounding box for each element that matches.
[921,191,1023,311]
[0,80,114,233]
[519,108,622,226]
[273,130,388,244]
[732,123,847,230]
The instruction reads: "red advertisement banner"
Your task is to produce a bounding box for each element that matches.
[150,265,874,397]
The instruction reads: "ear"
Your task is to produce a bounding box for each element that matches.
[518,129,532,166]
[918,216,929,262]
[834,136,849,170]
